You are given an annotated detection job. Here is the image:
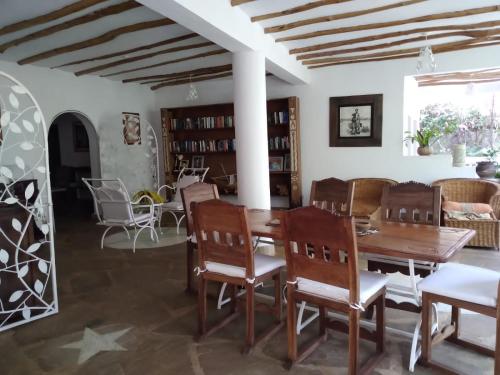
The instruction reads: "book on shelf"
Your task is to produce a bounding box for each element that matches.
[268,136,290,151]
[170,115,234,131]
[169,139,236,153]
[267,111,289,126]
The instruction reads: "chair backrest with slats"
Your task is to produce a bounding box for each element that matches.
[283,206,360,304]
[181,182,219,237]
[193,199,254,278]
[309,177,354,215]
[381,181,441,226]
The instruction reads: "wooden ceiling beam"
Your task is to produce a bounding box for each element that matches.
[419,78,500,86]
[141,69,232,85]
[17,18,174,65]
[53,33,198,68]
[0,1,142,53]
[122,63,232,83]
[150,72,232,90]
[231,0,256,6]
[297,29,500,60]
[416,68,500,81]
[289,20,500,54]
[74,41,214,76]
[276,5,500,42]
[101,49,228,77]
[303,37,491,65]
[0,0,108,37]
[265,0,425,34]
[308,39,500,69]
[251,0,355,22]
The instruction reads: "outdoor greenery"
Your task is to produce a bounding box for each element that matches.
[419,102,499,157]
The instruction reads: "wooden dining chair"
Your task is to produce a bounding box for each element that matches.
[180,182,219,294]
[309,177,354,215]
[283,206,387,374]
[192,199,285,352]
[366,181,441,371]
[419,263,500,374]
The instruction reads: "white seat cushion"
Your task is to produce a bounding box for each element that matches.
[418,263,500,307]
[297,270,389,305]
[103,212,151,225]
[205,253,285,278]
[162,201,184,210]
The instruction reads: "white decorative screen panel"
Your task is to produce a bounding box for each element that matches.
[0,72,58,331]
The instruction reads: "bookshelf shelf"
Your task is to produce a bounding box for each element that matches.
[161,97,301,207]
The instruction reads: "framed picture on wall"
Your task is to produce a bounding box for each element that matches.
[122,112,141,145]
[329,94,383,147]
[192,155,204,169]
[73,121,89,152]
[269,156,284,172]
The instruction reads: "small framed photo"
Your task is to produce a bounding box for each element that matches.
[192,155,204,169]
[179,159,189,169]
[269,156,284,172]
[122,112,141,145]
[329,94,383,147]
[284,154,291,171]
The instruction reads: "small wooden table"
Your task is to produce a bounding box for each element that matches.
[248,209,475,263]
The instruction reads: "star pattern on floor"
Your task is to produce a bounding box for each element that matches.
[61,327,131,364]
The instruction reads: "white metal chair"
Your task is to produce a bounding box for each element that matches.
[83,178,159,253]
[157,167,209,233]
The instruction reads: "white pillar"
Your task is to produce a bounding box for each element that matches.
[233,50,270,209]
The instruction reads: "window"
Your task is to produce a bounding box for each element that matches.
[403,68,500,161]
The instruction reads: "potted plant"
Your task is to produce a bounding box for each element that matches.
[404,128,441,156]
[476,147,498,178]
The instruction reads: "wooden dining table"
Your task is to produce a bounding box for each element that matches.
[248,209,475,263]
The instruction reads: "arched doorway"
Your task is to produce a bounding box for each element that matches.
[48,111,100,219]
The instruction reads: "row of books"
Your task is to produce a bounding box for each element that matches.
[268,111,289,126]
[269,136,290,151]
[170,116,234,131]
[170,139,236,153]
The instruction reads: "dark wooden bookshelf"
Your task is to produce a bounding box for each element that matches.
[160,97,301,207]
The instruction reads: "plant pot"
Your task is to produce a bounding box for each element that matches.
[417,146,432,156]
[452,144,466,167]
[476,161,496,178]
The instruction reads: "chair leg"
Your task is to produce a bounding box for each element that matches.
[348,309,360,375]
[230,284,237,314]
[100,226,113,249]
[186,241,195,294]
[375,293,385,353]
[273,272,282,322]
[319,306,327,337]
[287,286,298,363]
[244,283,255,353]
[421,292,432,366]
[197,276,207,338]
[451,306,460,340]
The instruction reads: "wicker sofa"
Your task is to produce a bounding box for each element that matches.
[432,178,500,249]
[348,178,397,218]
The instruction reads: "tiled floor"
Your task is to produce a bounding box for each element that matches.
[0,216,498,374]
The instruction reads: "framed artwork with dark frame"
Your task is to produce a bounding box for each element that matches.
[329,94,383,147]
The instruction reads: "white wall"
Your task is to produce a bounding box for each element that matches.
[0,60,159,194]
[154,45,500,203]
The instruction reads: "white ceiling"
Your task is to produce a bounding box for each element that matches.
[238,0,500,61]
[0,0,498,87]
[0,0,232,86]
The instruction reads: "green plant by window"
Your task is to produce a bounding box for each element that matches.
[404,128,441,147]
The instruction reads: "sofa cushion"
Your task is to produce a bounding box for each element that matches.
[443,201,493,214]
